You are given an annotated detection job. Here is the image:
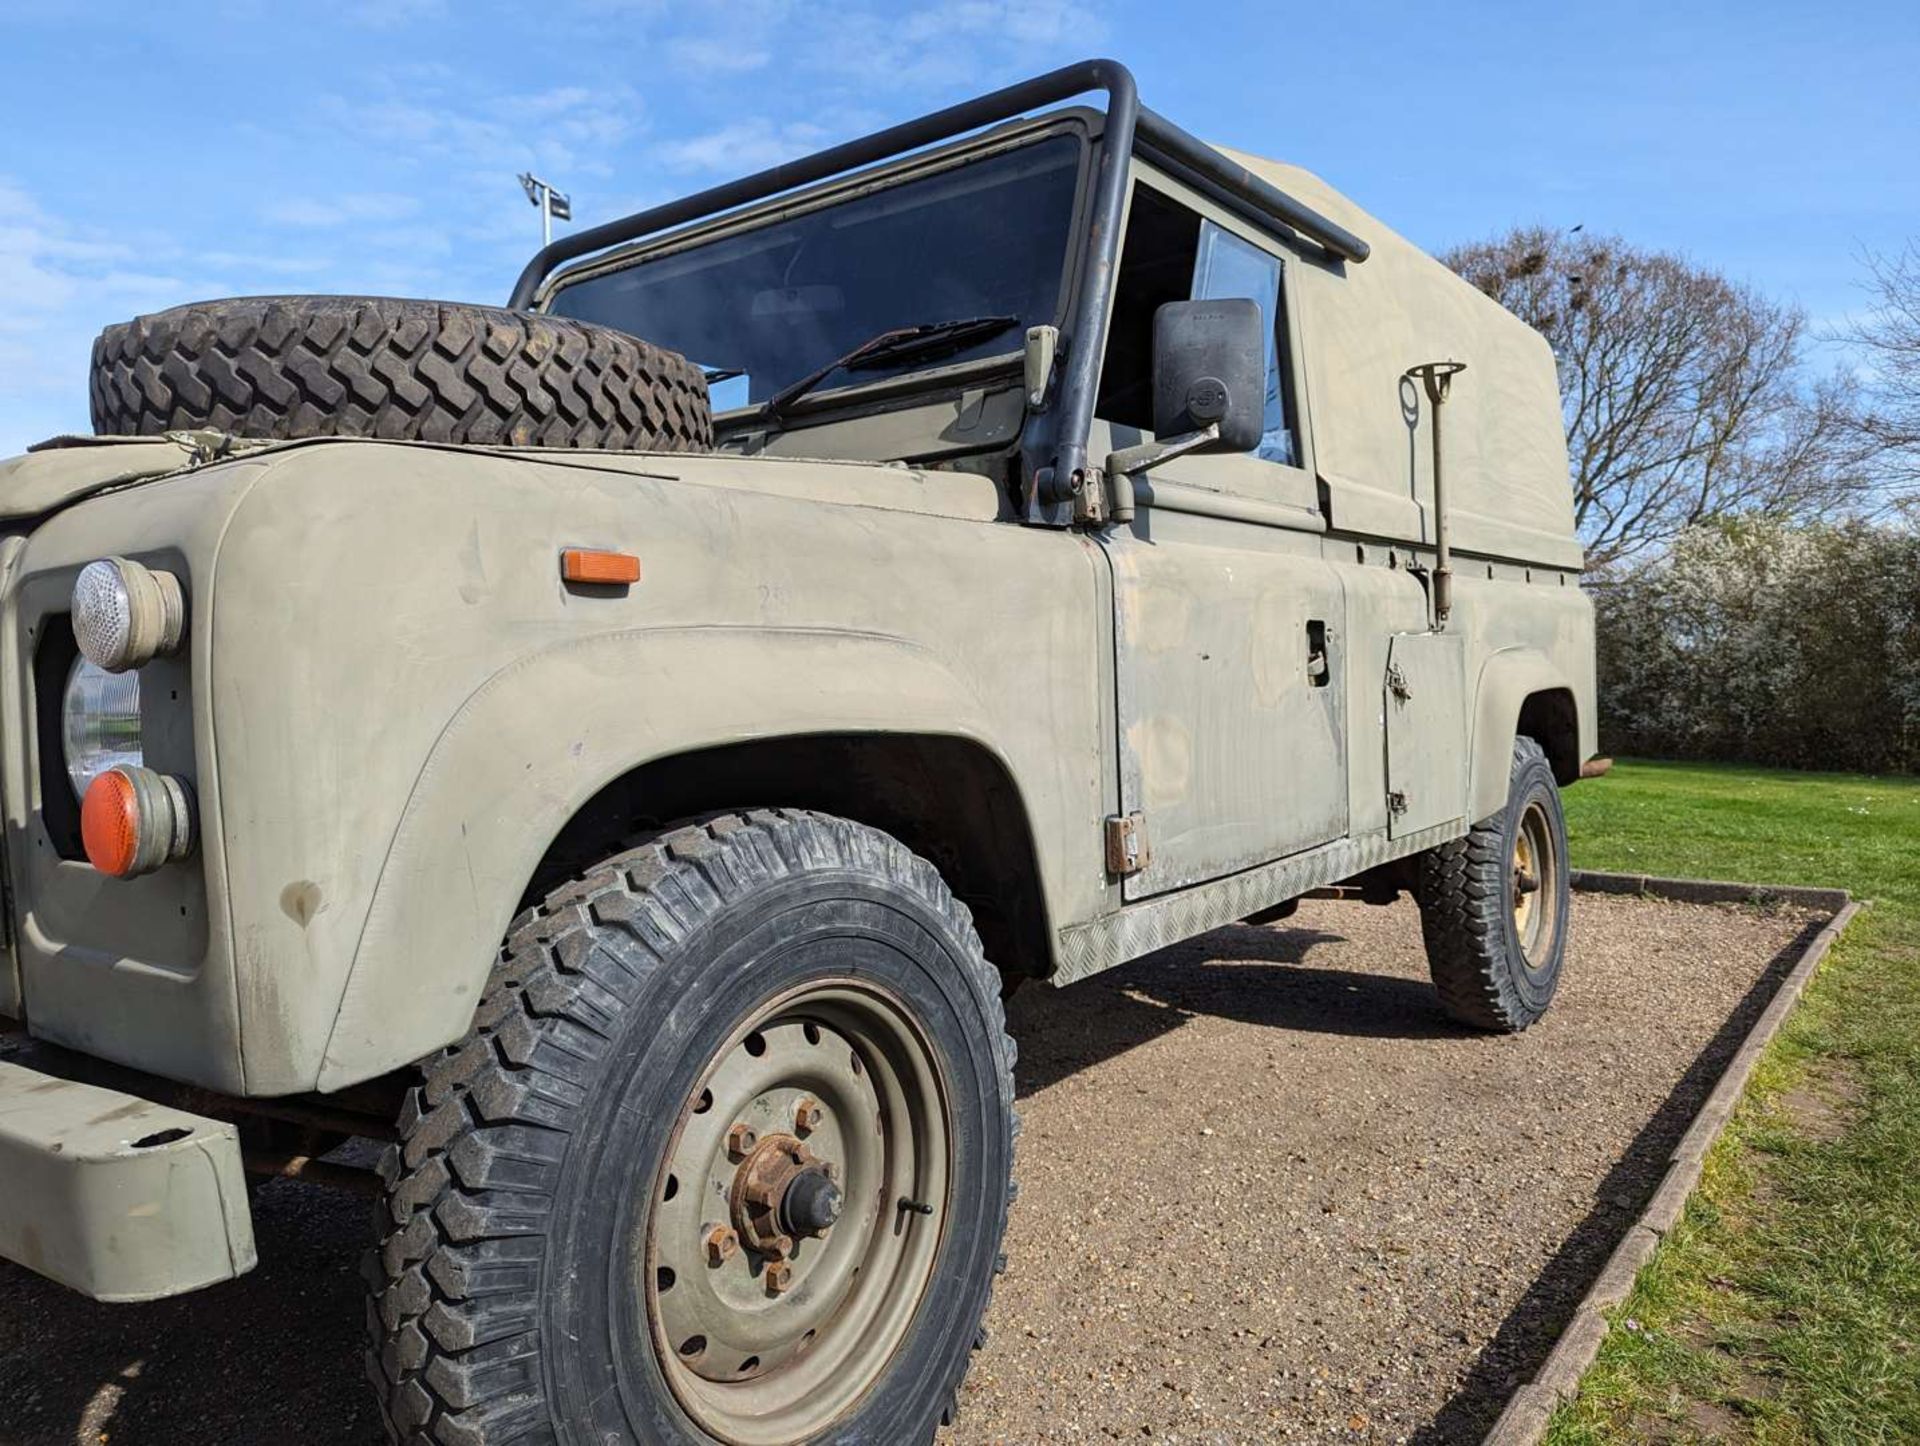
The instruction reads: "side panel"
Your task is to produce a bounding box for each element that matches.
[1454,571,1598,822]
[1333,560,1433,838]
[3,466,261,1092]
[1104,508,1347,899]
[1468,646,1585,821]
[318,628,1033,1089]
[1058,815,1463,985]
[1216,149,1583,571]
[1384,632,1468,837]
[190,447,1110,1095]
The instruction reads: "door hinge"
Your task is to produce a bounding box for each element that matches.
[1387,789,1410,818]
[1386,662,1412,702]
[1104,812,1151,876]
[1073,466,1108,525]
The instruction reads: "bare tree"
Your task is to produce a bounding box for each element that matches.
[1848,243,1920,492]
[1445,227,1868,567]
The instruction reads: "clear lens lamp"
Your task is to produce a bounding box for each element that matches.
[62,658,143,799]
[64,656,197,878]
[72,557,185,673]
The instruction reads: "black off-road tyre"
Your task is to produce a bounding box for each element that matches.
[1415,735,1570,1031]
[90,296,712,451]
[365,810,1017,1445]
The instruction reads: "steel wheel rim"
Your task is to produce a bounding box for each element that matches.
[643,978,951,1444]
[1512,799,1558,968]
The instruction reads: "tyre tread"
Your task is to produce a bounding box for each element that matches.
[91,296,713,452]
[365,810,1014,1445]
[1415,736,1558,1032]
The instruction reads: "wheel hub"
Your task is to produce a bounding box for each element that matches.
[642,983,952,1439]
[729,1132,838,1261]
[1510,799,1558,967]
[779,1166,843,1238]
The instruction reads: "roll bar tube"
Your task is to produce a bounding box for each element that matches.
[505,59,1368,524]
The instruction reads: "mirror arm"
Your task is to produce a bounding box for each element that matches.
[1088,424,1222,526]
[1105,422,1221,480]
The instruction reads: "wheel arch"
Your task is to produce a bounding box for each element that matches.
[316,626,1052,1092]
[525,730,1053,984]
[1467,648,1583,822]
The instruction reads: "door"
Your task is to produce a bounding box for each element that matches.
[1383,633,1468,837]
[1107,523,1348,899]
[1098,193,1348,899]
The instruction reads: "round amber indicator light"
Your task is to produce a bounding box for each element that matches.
[80,768,142,877]
[78,765,195,879]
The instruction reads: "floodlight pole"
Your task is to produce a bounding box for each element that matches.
[518,172,565,249]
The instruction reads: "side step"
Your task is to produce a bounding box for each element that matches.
[0,1059,256,1302]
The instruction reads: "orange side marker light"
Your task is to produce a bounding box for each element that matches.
[560,548,642,586]
[80,766,196,878]
[81,769,142,878]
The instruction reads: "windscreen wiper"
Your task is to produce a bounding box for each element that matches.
[757,315,1019,421]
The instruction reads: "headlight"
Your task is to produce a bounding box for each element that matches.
[62,656,142,800]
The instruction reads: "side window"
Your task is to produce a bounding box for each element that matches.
[1095,188,1201,430]
[1191,222,1295,466]
[1096,187,1298,468]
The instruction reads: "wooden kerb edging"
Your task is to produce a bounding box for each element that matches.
[1481,872,1865,1446]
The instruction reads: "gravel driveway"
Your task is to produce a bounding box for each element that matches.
[0,893,1819,1445]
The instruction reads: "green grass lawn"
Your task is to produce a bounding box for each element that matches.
[1545,760,1920,1444]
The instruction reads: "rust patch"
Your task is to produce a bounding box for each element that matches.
[87,1100,151,1126]
[279,880,324,928]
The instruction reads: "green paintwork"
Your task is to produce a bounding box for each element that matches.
[0,97,1595,1299]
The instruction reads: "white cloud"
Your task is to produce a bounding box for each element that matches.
[798,0,1105,92]
[264,192,423,228]
[665,36,772,73]
[652,119,833,175]
[344,0,447,27]
[0,0,1110,454]
[0,179,222,450]
[199,249,333,276]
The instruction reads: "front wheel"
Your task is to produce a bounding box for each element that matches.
[1415,735,1570,1030]
[366,810,1016,1445]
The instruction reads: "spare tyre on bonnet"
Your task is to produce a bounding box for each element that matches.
[88,295,714,451]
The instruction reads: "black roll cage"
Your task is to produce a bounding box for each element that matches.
[505,58,1368,527]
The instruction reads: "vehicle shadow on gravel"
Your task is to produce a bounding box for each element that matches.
[1008,921,1471,1098]
[1409,914,1825,1443]
[0,913,1823,1446]
[0,1180,382,1446]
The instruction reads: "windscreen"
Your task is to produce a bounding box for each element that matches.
[546,134,1083,411]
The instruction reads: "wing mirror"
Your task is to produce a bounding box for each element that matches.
[1107,298,1266,484]
[1153,298,1265,451]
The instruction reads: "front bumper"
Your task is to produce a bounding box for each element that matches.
[0,1057,255,1301]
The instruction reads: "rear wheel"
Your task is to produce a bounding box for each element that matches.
[366,810,1015,1445]
[1415,735,1570,1030]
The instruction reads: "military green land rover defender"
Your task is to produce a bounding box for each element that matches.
[0,59,1594,1445]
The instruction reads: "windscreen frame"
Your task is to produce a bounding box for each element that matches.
[540,117,1096,424]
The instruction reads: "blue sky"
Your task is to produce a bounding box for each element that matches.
[2,0,1916,455]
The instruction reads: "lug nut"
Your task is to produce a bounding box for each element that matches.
[764,1260,792,1295]
[704,1224,739,1267]
[726,1123,758,1159]
[793,1097,823,1135]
